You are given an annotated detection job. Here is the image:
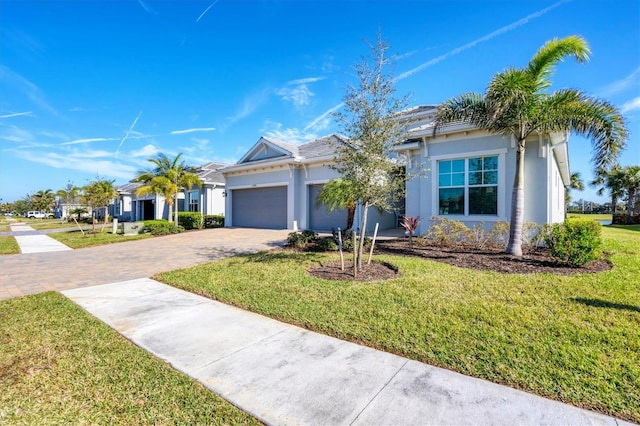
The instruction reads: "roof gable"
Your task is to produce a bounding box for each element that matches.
[237,137,297,164]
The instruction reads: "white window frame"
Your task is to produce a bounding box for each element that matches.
[430,149,507,221]
[188,190,199,212]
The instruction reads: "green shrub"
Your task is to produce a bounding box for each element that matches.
[316,237,339,251]
[204,215,225,228]
[544,218,602,267]
[178,212,204,230]
[487,221,510,247]
[143,220,185,236]
[286,230,318,249]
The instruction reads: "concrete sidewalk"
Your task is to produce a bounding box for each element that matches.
[10,223,72,254]
[63,278,631,426]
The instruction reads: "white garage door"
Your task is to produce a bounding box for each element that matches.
[308,184,348,231]
[232,187,287,229]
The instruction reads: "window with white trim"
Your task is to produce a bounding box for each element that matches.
[188,191,199,212]
[438,155,498,216]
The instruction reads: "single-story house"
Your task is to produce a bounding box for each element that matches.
[111,162,227,221]
[222,105,569,234]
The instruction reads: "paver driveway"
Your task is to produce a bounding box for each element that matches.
[0,228,289,300]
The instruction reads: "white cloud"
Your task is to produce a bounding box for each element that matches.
[599,67,640,97]
[287,77,326,85]
[137,0,157,14]
[0,125,36,144]
[276,85,314,107]
[262,120,318,144]
[129,144,159,158]
[170,127,215,135]
[227,88,270,124]
[0,66,57,116]
[60,137,116,146]
[14,150,137,179]
[621,96,640,114]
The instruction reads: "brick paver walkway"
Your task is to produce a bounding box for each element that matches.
[0,228,289,300]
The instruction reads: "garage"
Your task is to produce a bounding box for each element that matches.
[232,186,287,229]
[308,184,348,231]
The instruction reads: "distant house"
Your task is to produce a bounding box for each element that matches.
[110,162,227,221]
[55,198,91,219]
[223,105,569,234]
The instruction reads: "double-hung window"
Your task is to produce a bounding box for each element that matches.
[438,155,498,216]
[188,191,199,212]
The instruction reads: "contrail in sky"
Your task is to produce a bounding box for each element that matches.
[304,0,569,132]
[196,0,219,22]
[0,111,33,119]
[116,110,143,156]
[395,0,570,81]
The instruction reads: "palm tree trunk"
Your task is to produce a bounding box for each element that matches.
[628,188,636,224]
[612,195,617,214]
[506,142,525,257]
[346,200,355,230]
[174,193,179,226]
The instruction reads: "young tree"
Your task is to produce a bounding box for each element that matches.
[82,178,116,233]
[330,33,409,270]
[565,172,584,211]
[135,153,202,226]
[435,36,627,256]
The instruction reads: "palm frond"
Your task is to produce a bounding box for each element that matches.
[433,93,486,135]
[527,35,590,91]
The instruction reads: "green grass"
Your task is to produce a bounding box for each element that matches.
[50,230,151,248]
[0,224,10,232]
[157,227,640,423]
[0,292,259,425]
[0,236,20,255]
[28,219,91,230]
[567,213,612,221]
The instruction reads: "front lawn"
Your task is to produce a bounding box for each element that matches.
[0,236,20,255]
[50,230,151,248]
[0,292,259,425]
[157,226,640,423]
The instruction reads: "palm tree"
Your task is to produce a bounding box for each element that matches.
[565,171,584,211]
[434,36,627,256]
[135,153,202,226]
[621,165,640,224]
[82,178,117,233]
[315,178,356,231]
[31,189,55,214]
[591,165,625,214]
[56,182,81,219]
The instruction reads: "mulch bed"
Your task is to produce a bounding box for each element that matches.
[303,238,612,281]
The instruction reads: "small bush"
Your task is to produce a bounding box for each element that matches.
[544,218,602,267]
[204,215,225,228]
[286,230,318,249]
[316,237,339,251]
[143,220,185,236]
[487,221,510,247]
[424,217,472,246]
[178,212,204,230]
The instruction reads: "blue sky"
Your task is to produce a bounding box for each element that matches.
[1,0,638,204]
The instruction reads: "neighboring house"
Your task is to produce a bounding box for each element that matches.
[110,162,227,221]
[55,198,91,219]
[223,105,569,234]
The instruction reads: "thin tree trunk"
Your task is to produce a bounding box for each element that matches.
[628,188,636,224]
[346,200,355,230]
[506,142,525,257]
[174,193,179,226]
[357,203,369,270]
[612,195,617,214]
[168,202,173,224]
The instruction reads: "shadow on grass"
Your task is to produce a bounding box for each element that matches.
[606,224,640,232]
[571,297,640,313]
[244,250,325,263]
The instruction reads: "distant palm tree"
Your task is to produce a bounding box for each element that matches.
[135,153,202,226]
[621,165,640,224]
[56,182,81,219]
[31,189,55,214]
[435,35,627,256]
[82,178,117,233]
[565,171,584,210]
[591,165,625,214]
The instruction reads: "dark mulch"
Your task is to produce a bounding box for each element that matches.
[304,238,612,281]
[308,260,399,282]
[375,238,612,275]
